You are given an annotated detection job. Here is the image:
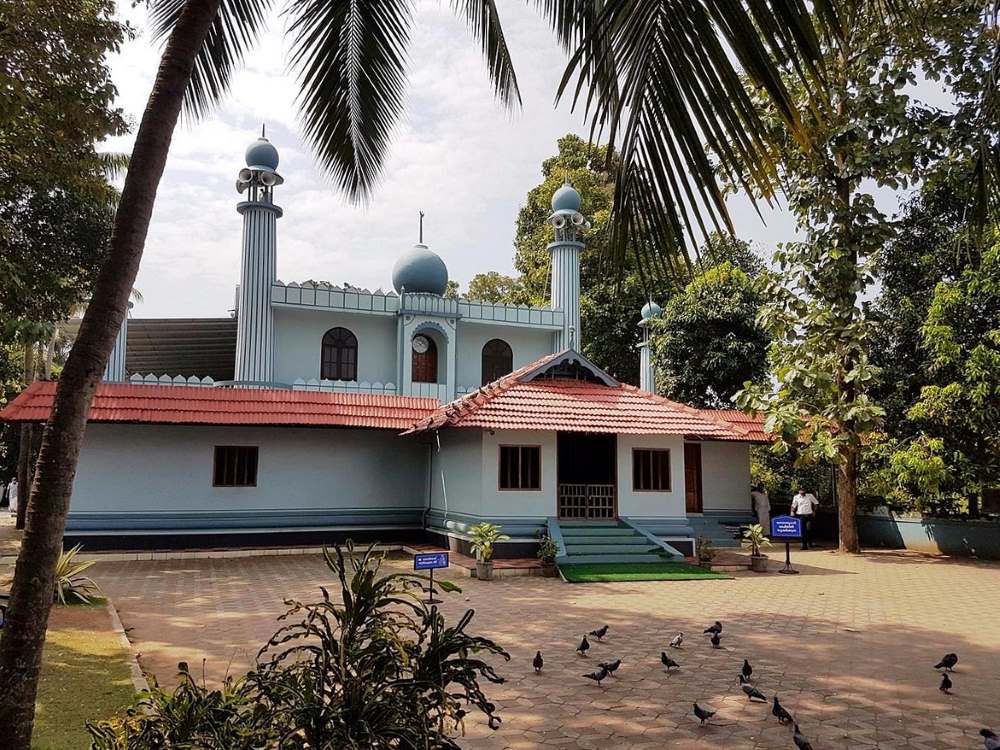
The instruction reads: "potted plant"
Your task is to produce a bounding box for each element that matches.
[469,523,509,581]
[696,536,716,568]
[741,524,772,572]
[536,532,559,577]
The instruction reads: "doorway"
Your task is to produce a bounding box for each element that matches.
[557,432,617,520]
[684,443,703,513]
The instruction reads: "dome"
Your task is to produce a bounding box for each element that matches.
[245,136,279,172]
[640,300,662,321]
[551,181,581,213]
[392,244,449,295]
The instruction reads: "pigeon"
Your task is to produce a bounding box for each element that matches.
[661,652,680,671]
[598,658,622,677]
[939,672,953,694]
[793,724,815,750]
[772,696,793,724]
[533,651,543,673]
[693,702,716,726]
[589,624,609,641]
[669,632,684,649]
[739,674,767,702]
[704,621,723,635]
[583,665,610,686]
[934,652,958,671]
[742,659,753,681]
[576,635,590,656]
[981,729,1000,750]
[710,632,722,649]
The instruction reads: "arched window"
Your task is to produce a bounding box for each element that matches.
[481,338,513,385]
[321,327,358,381]
[411,334,438,383]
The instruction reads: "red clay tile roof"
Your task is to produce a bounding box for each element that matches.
[0,380,438,430]
[705,409,770,442]
[405,352,760,440]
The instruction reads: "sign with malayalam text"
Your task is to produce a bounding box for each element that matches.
[771,515,802,539]
[413,552,449,571]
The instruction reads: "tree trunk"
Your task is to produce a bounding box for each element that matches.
[0,1,222,745]
[15,344,36,530]
[836,445,861,553]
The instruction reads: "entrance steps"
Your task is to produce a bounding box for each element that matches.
[549,518,684,566]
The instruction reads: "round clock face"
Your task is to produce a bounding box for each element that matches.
[412,335,430,354]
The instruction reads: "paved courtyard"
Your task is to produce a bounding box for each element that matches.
[90,549,1000,749]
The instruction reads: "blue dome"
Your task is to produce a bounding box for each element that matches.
[245,137,279,171]
[392,244,449,295]
[551,181,581,213]
[640,300,662,321]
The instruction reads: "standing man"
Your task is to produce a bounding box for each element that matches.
[790,487,819,550]
[750,486,771,531]
[7,477,17,518]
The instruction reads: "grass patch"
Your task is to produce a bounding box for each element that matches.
[559,561,733,583]
[30,604,135,750]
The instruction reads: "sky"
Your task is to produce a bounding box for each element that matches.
[107,2,804,318]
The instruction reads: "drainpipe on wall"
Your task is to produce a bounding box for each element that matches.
[436,430,449,526]
[422,438,433,532]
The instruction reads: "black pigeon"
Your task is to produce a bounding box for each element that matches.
[940,672,953,694]
[669,632,684,649]
[981,729,1000,750]
[793,724,815,750]
[661,652,680,671]
[693,702,716,726]
[934,652,958,671]
[704,621,723,635]
[598,658,622,677]
[589,624,609,641]
[710,632,722,649]
[772,696,793,724]
[583,665,610,686]
[576,635,590,656]
[533,651,543,673]
[739,674,767,702]
[742,659,753,681]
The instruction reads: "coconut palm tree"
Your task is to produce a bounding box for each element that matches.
[1,0,984,746]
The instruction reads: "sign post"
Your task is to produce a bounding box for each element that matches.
[770,516,802,575]
[413,551,449,604]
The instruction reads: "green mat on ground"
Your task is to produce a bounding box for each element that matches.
[559,561,733,583]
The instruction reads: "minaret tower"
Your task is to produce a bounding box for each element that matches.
[546,181,589,350]
[234,127,283,384]
[638,300,662,393]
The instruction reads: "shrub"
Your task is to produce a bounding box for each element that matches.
[88,543,509,749]
[536,532,559,564]
[741,524,772,557]
[54,544,101,604]
[468,523,510,562]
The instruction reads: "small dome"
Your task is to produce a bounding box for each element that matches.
[640,300,662,321]
[245,136,279,172]
[392,244,449,295]
[551,181,581,213]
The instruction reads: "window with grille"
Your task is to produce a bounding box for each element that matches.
[321,327,358,381]
[499,445,541,490]
[633,448,670,491]
[213,446,258,487]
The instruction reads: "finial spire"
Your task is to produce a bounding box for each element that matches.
[419,210,425,244]
[261,123,266,138]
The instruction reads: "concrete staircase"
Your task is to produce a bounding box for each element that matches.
[549,518,683,565]
[687,513,755,548]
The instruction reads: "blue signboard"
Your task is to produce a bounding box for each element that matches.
[413,552,449,571]
[771,515,802,539]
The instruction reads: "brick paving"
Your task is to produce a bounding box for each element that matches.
[85,549,1000,748]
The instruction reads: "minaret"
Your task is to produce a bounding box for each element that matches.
[234,128,283,384]
[638,300,662,393]
[103,301,132,382]
[546,181,589,350]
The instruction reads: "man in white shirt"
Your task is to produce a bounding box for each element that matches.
[790,487,819,550]
[750,486,771,531]
[7,478,17,517]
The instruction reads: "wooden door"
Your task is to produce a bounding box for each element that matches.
[684,443,703,513]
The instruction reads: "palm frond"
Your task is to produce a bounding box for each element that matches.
[285,0,412,201]
[97,152,130,180]
[452,0,521,109]
[149,0,272,119]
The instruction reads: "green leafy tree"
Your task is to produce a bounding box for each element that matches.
[651,262,769,407]
[465,271,525,304]
[737,2,985,552]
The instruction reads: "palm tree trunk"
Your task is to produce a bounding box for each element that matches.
[0,1,221,744]
[836,445,861,553]
[15,344,35,531]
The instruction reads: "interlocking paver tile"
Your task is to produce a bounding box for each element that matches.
[89,548,1000,749]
